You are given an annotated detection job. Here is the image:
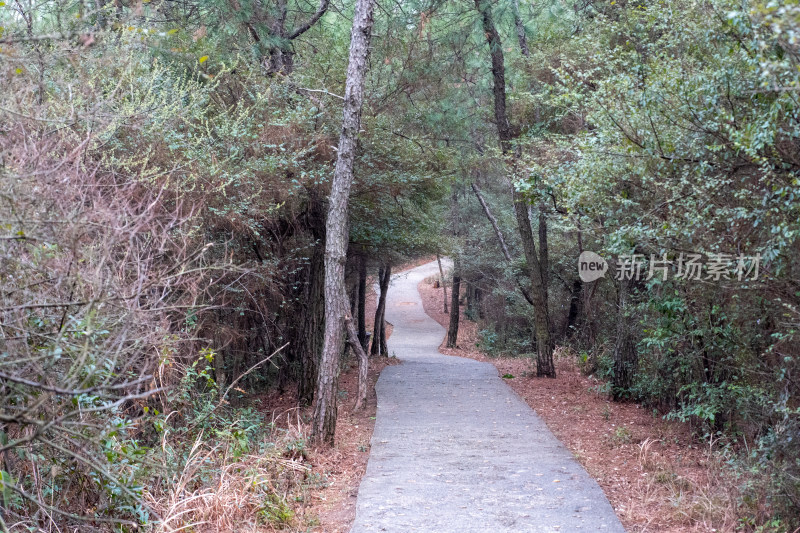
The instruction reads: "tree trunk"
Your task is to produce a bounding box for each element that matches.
[370,266,385,356]
[466,280,474,316]
[298,197,325,405]
[371,264,391,356]
[516,193,555,377]
[437,254,448,313]
[612,278,638,400]
[538,203,549,305]
[379,265,390,355]
[512,0,530,57]
[357,255,368,350]
[474,0,554,377]
[311,0,376,444]
[446,182,461,349]
[447,262,461,348]
[379,302,388,355]
[564,278,582,340]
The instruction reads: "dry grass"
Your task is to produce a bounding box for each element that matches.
[146,420,312,533]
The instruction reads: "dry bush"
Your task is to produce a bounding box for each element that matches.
[145,419,312,533]
[0,110,220,529]
[0,36,233,528]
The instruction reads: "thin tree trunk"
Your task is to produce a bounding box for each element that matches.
[370,266,385,356]
[447,263,461,348]
[437,254,448,313]
[539,203,549,304]
[474,0,554,377]
[612,278,637,399]
[514,189,555,377]
[357,255,367,350]
[565,278,582,340]
[379,265,390,355]
[213,348,226,392]
[512,0,530,57]
[311,0,376,444]
[371,264,390,356]
[345,315,369,410]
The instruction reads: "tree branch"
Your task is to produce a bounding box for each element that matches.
[288,0,331,39]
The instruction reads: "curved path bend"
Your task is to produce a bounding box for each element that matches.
[350,260,625,533]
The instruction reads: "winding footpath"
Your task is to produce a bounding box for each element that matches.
[349,261,626,532]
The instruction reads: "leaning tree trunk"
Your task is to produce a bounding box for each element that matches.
[344,315,370,411]
[471,182,535,306]
[474,0,554,377]
[370,267,384,356]
[371,264,391,356]
[612,278,638,400]
[437,254,448,313]
[311,0,376,444]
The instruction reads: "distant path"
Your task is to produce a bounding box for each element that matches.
[349,260,626,532]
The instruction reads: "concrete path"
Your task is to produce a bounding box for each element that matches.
[349,260,626,533]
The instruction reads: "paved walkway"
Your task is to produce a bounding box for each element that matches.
[349,260,626,533]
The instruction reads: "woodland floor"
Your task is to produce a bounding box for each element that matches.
[417,276,742,533]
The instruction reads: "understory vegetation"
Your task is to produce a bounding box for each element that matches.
[1,0,798,531]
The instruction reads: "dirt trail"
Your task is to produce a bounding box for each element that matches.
[349,260,626,532]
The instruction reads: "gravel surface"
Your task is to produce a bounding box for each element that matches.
[349,261,626,532]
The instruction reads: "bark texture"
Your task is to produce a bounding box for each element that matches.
[447,264,461,348]
[298,196,326,405]
[311,0,376,444]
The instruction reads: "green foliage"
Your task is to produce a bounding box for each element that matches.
[515,0,800,525]
[259,492,296,527]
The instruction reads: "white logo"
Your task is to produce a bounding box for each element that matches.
[578,251,608,282]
